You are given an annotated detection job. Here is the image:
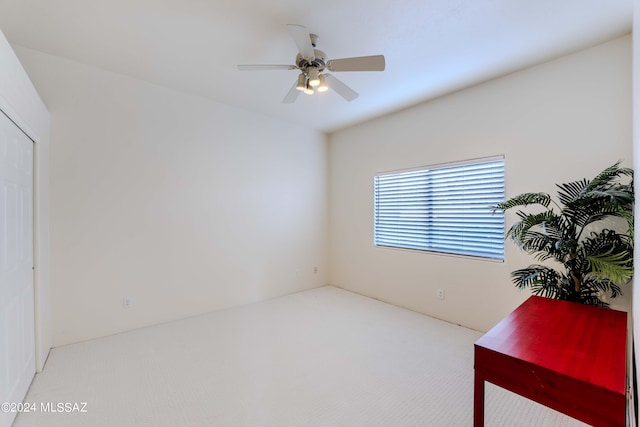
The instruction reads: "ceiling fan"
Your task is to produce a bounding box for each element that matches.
[237,24,385,103]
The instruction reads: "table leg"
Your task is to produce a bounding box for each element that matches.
[474,369,485,427]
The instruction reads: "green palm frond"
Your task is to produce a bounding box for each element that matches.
[556,178,589,205]
[575,288,609,307]
[586,249,633,284]
[589,161,633,187]
[562,199,624,229]
[559,163,634,230]
[494,192,551,212]
[505,210,560,245]
[500,162,634,307]
[582,188,634,206]
[582,229,632,257]
[511,265,566,298]
[583,275,623,299]
[620,210,634,244]
[505,210,574,263]
[519,231,559,258]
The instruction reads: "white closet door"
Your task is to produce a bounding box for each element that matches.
[0,111,35,427]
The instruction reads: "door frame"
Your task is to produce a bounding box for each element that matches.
[0,98,50,372]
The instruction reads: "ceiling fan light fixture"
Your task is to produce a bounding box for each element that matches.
[303,84,314,95]
[295,73,307,91]
[307,67,320,87]
[317,74,329,92]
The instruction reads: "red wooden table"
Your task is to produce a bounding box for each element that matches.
[474,296,627,426]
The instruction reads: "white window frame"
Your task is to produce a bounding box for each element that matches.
[373,156,505,261]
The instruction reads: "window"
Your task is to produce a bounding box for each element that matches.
[373,156,505,260]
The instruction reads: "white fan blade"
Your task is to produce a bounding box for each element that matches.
[238,64,297,71]
[282,81,301,104]
[326,55,385,72]
[325,74,358,101]
[286,24,315,61]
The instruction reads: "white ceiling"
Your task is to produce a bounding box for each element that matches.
[0,0,633,133]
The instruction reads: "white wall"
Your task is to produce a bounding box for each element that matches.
[0,31,50,371]
[14,47,329,347]
[329,35,633,333]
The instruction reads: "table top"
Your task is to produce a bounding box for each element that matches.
[475,295,627,394]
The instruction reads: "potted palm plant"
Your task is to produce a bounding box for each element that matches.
[495,162,634,307]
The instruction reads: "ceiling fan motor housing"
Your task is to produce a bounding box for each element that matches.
[296,50,327,74]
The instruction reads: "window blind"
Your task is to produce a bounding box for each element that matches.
[373,157,505,260]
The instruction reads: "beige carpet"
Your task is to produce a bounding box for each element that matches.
[14,286,587,426]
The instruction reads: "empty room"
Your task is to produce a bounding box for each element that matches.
[1,0,639,426]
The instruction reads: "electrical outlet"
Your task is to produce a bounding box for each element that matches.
[437,289,445,300]
[122,297,131,309]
